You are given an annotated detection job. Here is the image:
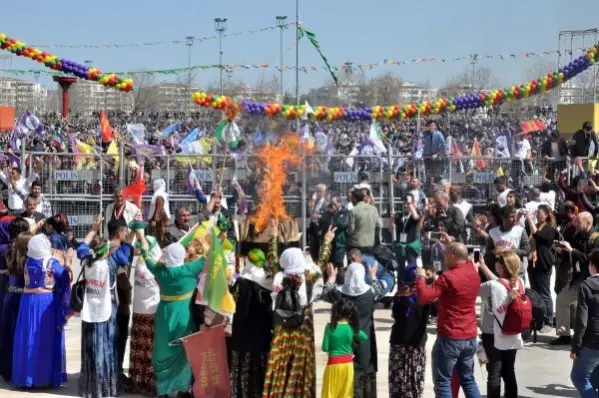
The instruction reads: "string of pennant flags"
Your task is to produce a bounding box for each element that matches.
[28,23,295,49]
[192,43,599,121]
[0,48,589,78]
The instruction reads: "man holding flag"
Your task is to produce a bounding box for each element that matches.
[0,162,40,214]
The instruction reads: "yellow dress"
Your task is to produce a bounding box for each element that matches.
[321,322,368,398]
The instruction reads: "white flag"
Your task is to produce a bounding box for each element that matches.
[345,147,359,168]
[302,101,315,120]
[369,121,387,154]
[126,124,146,145]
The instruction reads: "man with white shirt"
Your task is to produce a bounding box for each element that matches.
[512,134,532,181]
[29,180,52,218]
[494,176,511,207]
[524,188,543,223]
[0,167,38,214]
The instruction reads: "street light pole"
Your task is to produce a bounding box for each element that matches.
[295,0,307,249]
[185,36,194,113]
[214,18,228,95]
[276,16,288,101]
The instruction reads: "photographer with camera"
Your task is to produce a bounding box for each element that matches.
[427,191,466,244]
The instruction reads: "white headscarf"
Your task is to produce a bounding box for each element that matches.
[149,179,171,220]
[241,259,273,291]
[272,248,308,307]
[338,262,370,297]
[27,234,52,260]
[279,248,306,275]
[164,243,185,268]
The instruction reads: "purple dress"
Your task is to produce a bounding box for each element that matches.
[11,255,71,388]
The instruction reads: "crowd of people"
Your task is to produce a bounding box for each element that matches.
[0,109,598,398]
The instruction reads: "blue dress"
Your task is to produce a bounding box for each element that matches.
[77,243,133,398]
[11,255,71,388]
[48,231,70,251]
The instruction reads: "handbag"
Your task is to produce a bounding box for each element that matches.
[70,258,88,313]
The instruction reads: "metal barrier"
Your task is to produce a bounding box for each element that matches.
[1,151,583,241]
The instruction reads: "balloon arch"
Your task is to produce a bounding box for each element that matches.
[192,43,599,122]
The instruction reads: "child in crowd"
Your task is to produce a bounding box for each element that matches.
[321,298,367,398]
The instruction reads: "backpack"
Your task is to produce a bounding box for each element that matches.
[273,284,305,329]
[372,245,398,271]
[494,279,533,336]
[70,256,90,313]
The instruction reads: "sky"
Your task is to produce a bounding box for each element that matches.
[1,0,599,96]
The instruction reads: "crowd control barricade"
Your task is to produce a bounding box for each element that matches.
[0,151,587,240]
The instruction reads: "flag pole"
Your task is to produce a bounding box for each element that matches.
[218,123,231,189]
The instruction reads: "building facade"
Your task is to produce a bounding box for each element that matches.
[135,83,197,113]
[69,80,134,115]
[0,77,48,115]
[398,82,438,103]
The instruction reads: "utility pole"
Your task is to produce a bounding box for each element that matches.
[276,16,288,101]
[214,18,228,95]
[185,36,195,113]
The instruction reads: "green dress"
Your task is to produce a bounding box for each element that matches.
[144,254,205,396]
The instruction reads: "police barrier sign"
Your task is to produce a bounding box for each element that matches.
[54,170,97,181]
[472,172,496,184]
[334,172,359,183]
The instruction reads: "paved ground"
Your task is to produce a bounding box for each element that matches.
[0,262,580,397]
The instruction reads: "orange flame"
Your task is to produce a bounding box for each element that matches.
[251,133,307,233]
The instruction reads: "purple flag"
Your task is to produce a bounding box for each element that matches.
[133,145,165,164]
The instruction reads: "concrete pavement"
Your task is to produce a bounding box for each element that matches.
[0,300,579,398]
[0,258,579,397]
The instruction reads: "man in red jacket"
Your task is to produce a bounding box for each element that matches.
[416,242,481,398]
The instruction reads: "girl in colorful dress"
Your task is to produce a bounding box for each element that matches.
[321,298,367,398]
[321,262,384,398]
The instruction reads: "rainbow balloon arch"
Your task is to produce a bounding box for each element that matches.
[193,43,599,121]
[0,32,133,92]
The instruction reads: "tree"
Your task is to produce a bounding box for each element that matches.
[521,59,558,107]
[130,72,163,112]
[254,73,280,102]
[439,65,496,97]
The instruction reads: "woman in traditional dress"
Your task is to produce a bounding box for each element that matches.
[147,179,171,247]
[230,248,273,397]
[321,262,384,398]
[262,225,333,398]
[137,230,204,398]
[0,217,32,381]
[129,235,161,397]
[388,265,430,398]
[12,233,72,388]
[77,217,134,398]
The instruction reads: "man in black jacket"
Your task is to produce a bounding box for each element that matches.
[553,212,599,345]
[570,250,599,395]
[431,191,466,244]
[570,121,598,158]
